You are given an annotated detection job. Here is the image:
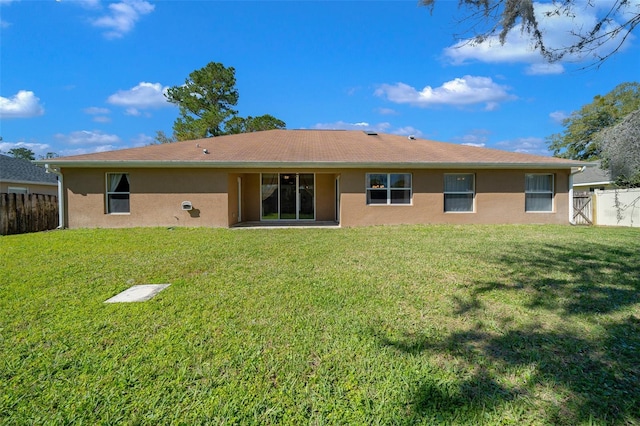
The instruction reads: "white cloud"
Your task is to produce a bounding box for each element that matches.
[92,0,154,39]
[392,126,424,138]
[84,106,111,122]
[84,106,110,115]
[495,137,551,156]
[0,141,51,157]
[59,145,119,156]
[54,130,121,146]
[524,63,565,76]
[312,121,424,138]
[77,0,101,8]
[375,76,515,109]
[376,107,398,116]
[107,82,170,110]
[442,2,635,71]
[131,133,154,147]
[0,90,45,118]
[346,87,361,96]
[313,121,391,132]
[549,110,569,124]
[452,129,491,147]
[444,36,540,67]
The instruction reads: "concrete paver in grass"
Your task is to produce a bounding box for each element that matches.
[104,284,170,303]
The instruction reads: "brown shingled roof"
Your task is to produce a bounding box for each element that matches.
[42,130,588,169]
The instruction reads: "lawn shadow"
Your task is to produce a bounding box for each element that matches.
[475,241,640,316]
[375,239,640,424]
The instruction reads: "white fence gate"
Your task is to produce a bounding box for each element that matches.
[573,192,593,225]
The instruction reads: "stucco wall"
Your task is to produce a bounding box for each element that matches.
[339,169,570,227]
[63,168,229,228]
[61,167,571,228]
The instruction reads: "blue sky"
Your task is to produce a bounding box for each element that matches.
[1,0,638,158]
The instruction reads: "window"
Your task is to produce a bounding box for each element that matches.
[525,174,553,212]
[366,173,411,205]
[106,173,130,214]
[8,187,28,194]
[444,173,474,212]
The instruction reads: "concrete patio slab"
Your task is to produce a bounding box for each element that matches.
[104,284,170,303]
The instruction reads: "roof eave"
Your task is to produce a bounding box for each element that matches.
[0,178,58,186]
[36,160,586,170]
[574,180,613,186]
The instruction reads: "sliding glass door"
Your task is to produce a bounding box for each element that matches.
[261,173,315,220]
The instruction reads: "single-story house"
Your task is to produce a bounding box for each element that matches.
[572,160,614,193]
[38,129,591,229]
[1,154,58,196]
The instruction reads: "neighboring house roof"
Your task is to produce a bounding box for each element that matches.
[40,130,589,170]
[0,154,58,186]
[572,160,612,186]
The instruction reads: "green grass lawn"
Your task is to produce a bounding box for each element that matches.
[1,225,639,425]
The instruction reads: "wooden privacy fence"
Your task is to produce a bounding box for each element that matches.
[0,193,59,235]
[573,192,593,225]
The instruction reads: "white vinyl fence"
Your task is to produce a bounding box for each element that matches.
[594,188,640,227]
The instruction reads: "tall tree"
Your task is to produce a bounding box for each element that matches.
[421,0,639,65]
[8,147,36,161]
[164,62,286,140]
[225,115,286,135]
[165,62,239,140]
[547,82,640,160]
[597,108,640,187]
[152,130,178,144]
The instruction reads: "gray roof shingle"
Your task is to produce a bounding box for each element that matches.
[0,154,58,185]
[572,160,612,185]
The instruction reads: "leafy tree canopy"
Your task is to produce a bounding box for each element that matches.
[153,130,178,145]
[8,147,36,161]
[164,62,285,141]
[225,115,286,135]
[421,0,639,65]
[597,108,640,188]
[547,82,640,160]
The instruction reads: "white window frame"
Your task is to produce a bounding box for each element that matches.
[443,173,475,213]
[366,173,412,205]
[525,173,554,213]
[106,173,130,214]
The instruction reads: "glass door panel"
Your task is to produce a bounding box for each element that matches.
[299,173,314,220]
[280,174,297,219]
[261,173,316,221]
[261,173,279,220]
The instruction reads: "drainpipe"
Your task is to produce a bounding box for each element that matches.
[45,164,64,229]
[569,166,586,225]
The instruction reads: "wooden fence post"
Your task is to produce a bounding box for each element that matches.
[0,193,59,235]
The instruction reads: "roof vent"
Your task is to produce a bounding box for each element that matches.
[203,149,209,154]
[363,130,378,136]
[408,135,416,140]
